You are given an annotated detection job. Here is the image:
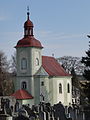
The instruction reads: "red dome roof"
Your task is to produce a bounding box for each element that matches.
[15,36,43,48]
[24,19,33,27]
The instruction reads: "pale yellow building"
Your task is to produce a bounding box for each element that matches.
[11,11,72,106]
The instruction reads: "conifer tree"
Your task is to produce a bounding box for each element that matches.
[81,35,90,103]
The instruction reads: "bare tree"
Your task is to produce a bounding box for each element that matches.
[0,51,14,95]
[10,51,16,74]
[57,56,85,75]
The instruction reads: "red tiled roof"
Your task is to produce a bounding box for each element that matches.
[15,36,43,48]
[11,89,33,100]
[42,56,70,76]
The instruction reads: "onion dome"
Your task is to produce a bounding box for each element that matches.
[15,9,43,49]
[15,36,43,48]
[23,10,34,37]
[24,12,33,28]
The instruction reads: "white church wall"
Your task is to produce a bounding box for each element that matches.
[49,76,72,106]
[22,99,34,106]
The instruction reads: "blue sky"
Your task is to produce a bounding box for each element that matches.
[0,0,90,60]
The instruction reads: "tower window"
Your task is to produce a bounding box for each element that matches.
[67,83,70,93]
[36,58,39,66]
[21,81,27,89]
[41,81,44,86]
[59,83,62,93]
[21,58,27,70]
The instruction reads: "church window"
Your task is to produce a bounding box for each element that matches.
[21,58,27,70]
[59,83,62,93]
[41,81,44,86]
[36,58,39,66]
[67,83,70,93]
[21,81,27,89]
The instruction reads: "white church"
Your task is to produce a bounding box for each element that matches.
[11,11,72,106]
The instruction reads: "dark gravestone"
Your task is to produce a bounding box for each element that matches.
[0,114,10,120]
[10,106,13,113]
[53,102,67,120]
[68,106,73,118]
[45,103,51,112]
[50,114,54,120]
[84,105,90,120]
[39,111,44,120]
[29,116,36,120]
[14,114,29,120]
[15,101,19,112]
[6,107,12,116]
[1,97,5,114]
[39,102,45,111]
[44,110,50,120]
[5,99,10,110]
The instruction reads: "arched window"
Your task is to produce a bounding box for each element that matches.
[41,81,44,86]
[67,83,70,93]
[21,81,27,89]
[21,58,27,70]
[25,29,28,36]
[36,58,39,66]
[59,83,62,93]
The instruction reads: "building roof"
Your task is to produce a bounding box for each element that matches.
[42,56,70,76]
[24,11,33,27]
[24,18,33,27]
[11,89,33,100]
[15,36,43,48]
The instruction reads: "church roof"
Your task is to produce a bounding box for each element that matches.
[42,56,70,76]
[15,36,43,48]
[24,18,33,27]
[11,89,33,100]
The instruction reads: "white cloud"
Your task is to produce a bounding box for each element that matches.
[35,30,86,41]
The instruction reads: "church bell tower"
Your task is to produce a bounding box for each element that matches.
[15,9,43,104]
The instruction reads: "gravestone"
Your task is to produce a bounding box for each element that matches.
[29,116,36,120]
[44,110,50,120]
[5,99,10,109]
[53,102,67,120]
[15,101,19,112]
[14,114,29,120]
[68,105,73,118]
[0,114,13,120]
[39,110,44,120]
[1,97,5,114]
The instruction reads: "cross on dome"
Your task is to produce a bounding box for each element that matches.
[27,6,30,20]
[24,7,34,37]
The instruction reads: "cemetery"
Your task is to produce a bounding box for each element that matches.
[0,97,89,120]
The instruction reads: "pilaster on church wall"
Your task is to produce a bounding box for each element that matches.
[63,77,72,106]
[30,47,42,75]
